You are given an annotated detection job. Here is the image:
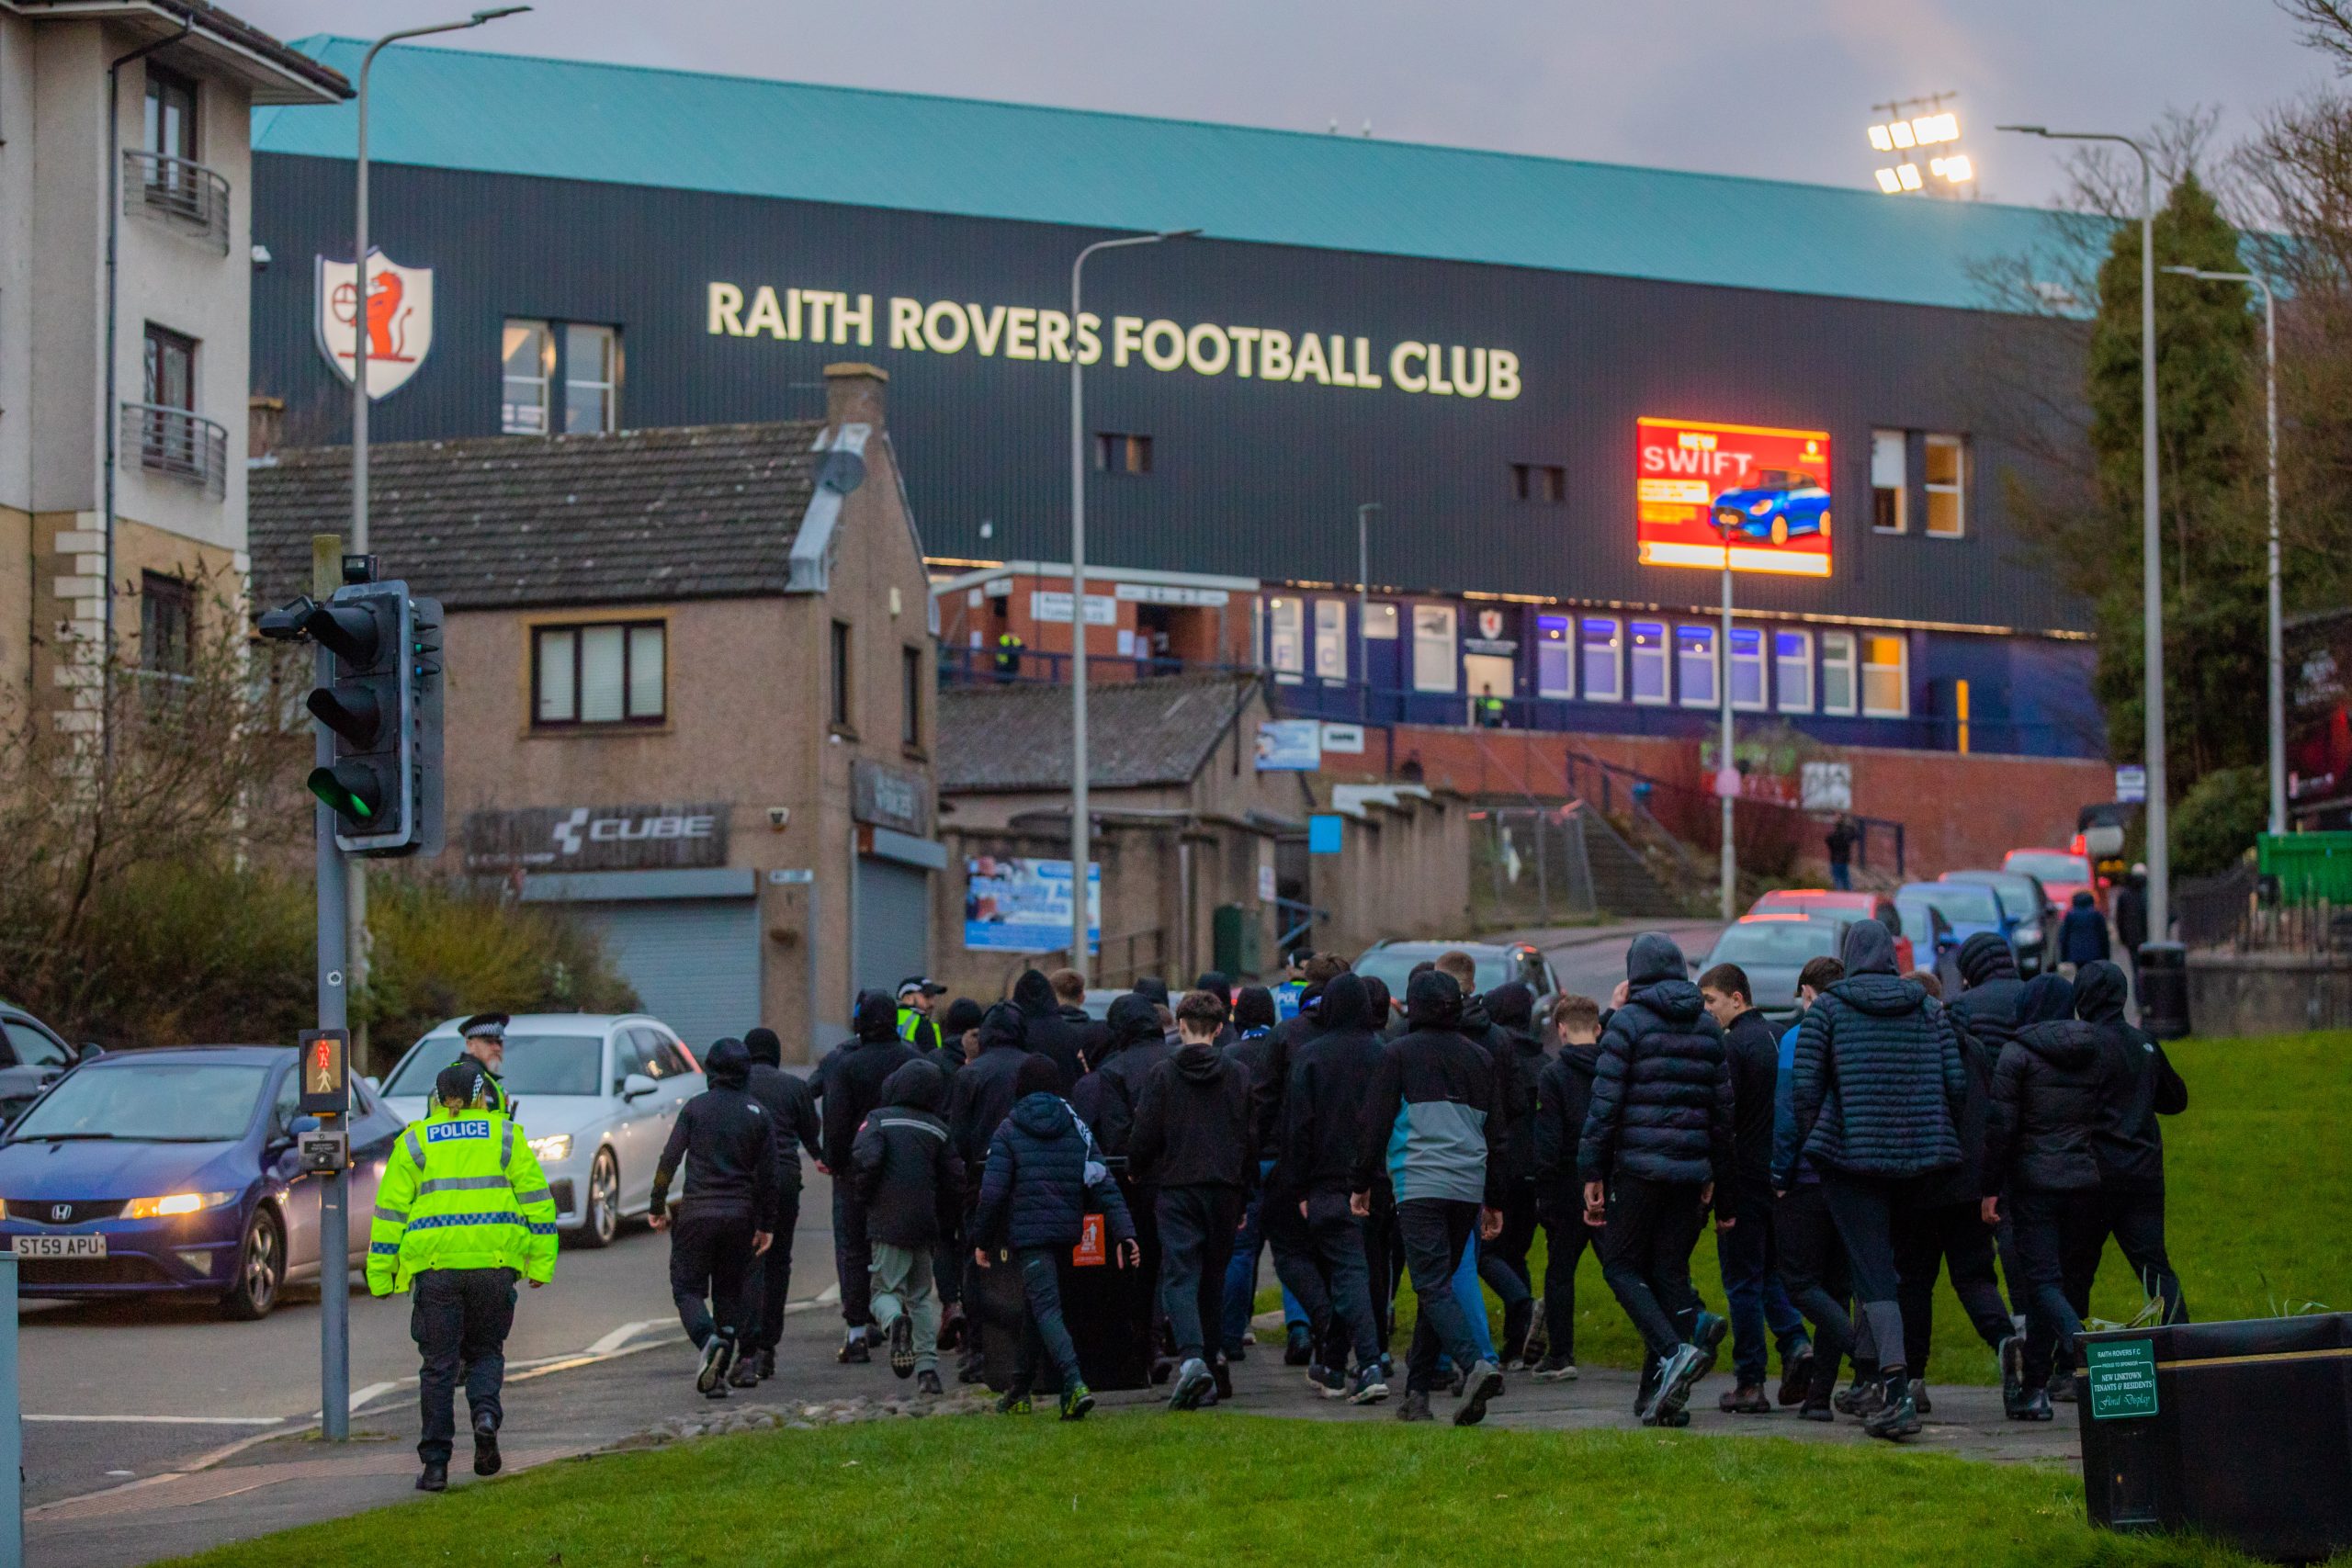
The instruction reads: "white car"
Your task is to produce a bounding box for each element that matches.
[377,1013,703,1247]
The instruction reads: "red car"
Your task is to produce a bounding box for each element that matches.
[1747,888,1916,972]
[2003,848,2098,914]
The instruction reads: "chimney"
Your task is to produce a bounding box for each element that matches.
[249,394,286,460]
[824,361,888,432]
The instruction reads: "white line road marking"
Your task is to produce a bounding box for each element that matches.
[346,1382,401,1414]
[815,1281,842,1305]
[586,1319,662,1356]
[26,1415,284,1427]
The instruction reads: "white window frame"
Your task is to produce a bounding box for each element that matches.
[533,618,666,728]
[1871,428,1907,535]
[1267,596,1304,675]
[503,318,553,434]
[1821,629,1859,716]
[1629,620,1670,706]
[1925,434,1966,538]
[1312,599,1348,682]
[563,322,621,435]
[1579,616,1622,703]
[1861,632,1910,717]
[1729,626,1769,712]
[1411,604,1458,694]
[1676,624,1717,709]
[1534,615,1573,698]
[1774,628,1815,713]
[1362,603,1399,639]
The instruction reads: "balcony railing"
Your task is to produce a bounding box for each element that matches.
[121,402,228,499]
[121,151,232,254]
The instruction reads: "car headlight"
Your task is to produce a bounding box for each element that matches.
[121,1191,239,1220]
[528,1134,572,1164]
[1749,499,1775,516]
[2017,928,2042,945]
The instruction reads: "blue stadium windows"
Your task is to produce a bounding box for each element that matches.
[1730,626,1768,711]
[1630,621,1669,705]
[1821,630,1859,716]
[1580,617,1622,702]
[1677,625,1716,708]
[1535,615,1572,697]
[1775,629,1814,713]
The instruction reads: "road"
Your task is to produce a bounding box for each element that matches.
[1520,919,1728,1003]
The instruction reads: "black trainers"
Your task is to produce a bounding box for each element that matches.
[915,1369,944,1397]
[837,1335,871,1365]
[1999,1335,2027,1416]
[2015,1386,2054,1421]
[996,1390,1033,1416]
[1284,1325,1313,1366]
[1396,1390,1434,1422]
[1863,1385,1923,1441]
[1453,1359,1502,1427]
[1349,1363,1390,1404]
[1211,1355,1233,1401]
[1911,1381,1932,1416]
[956,1350,985,1385]
[754,1348,778,1381]
[2050,1374,2079,1404]
[1640,1344,1705,1426]
[1170,1357,1215,1411]
[1306,1361,1346,1398]
[1532,1353,1578,1382]
[1778,1345,1815,1407]
[1690,1311,1730,1380]
[416,1461,448,1493]
[888,1315,916,1378]
[471,1412,502,1476]
[1835,1378,1883,1416]
[1521,1298,1550,1366]
[729,1353,762,1389]
[697,1336,736,1397]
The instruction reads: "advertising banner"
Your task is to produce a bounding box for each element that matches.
[462,802,729,873]
[1636,417,1833,578]
[964,855,1101,953]
[1255,718,1322,772]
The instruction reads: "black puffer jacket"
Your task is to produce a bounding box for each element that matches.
[814,991,921,1172]
[973,1090,1134,1251]
[1984,974,2105,1193]
[850,1059,965,1248]
[2076,960,2188,1192]
[1130,1039,1255,1190]
[1533,1042,1599,1215]
[1276,974,1385,1198]
[1012,970,1088,1091]
[1074,994,1171,1157]
[1577,933,1734,1187]
[1485,981,1547,1186]
[1947,933,2026,1060]
[1720,1007,1781,1216]
[1790,920,1964,1179]
[945,1003,1033,1181]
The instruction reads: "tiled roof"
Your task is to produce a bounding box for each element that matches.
[939,673,1259,793]
[247,423,823,612]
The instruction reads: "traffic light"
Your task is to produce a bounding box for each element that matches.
[301,581,443,857]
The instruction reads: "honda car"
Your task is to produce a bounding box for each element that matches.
[1712,468,1830,547]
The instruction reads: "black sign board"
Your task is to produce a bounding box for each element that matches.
[462,801,730,873]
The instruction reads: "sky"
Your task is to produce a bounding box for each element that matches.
[234,0,2326,209]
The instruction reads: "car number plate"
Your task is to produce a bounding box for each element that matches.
[13,1234,107,1258]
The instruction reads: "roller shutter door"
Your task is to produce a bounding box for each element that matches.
[571,897,761,1053]
[854,857,931,998]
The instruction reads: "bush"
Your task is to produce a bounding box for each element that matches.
[2172,764,2267,878]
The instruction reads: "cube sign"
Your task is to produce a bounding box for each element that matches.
[1636,418,1833,578]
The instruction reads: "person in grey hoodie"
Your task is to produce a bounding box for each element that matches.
[1789,919,1966,1441]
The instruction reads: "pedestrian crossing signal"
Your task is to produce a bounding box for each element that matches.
[300,1028,349,1115]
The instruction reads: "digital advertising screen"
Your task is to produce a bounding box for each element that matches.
[1636,417,1833,578]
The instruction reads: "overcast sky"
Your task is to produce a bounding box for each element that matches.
[238,0,2325,209]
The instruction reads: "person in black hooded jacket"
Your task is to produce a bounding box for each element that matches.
[813,990,919,1361]
[739,1027,822,1382]
[2075,960,2188,1326]
[851,1058,965,1393]
[648,1037,777,1396]
[1531,992,1602,1379]
[1249,954,1349,1367]
[944,1001,1031,1380]
[1983,973,2103,1418]
[1788,919,1965,1440]
[1012,968,1089,1091]
[1074,992,1178,1381]
[1579,931,1735,1427]
[1889,933,2019,1409]
[1479,980,1546,1363]
[1699,964,1812,1415]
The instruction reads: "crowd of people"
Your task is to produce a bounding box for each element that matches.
[368,923,2194,1485]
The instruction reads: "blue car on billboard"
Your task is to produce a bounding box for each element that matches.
[1713,468,1830,547]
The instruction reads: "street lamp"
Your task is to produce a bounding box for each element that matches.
[1069,227,1198,979]
[1356,502,1382,725]
[2001,124,2169,940]
[2164,264,2283,835]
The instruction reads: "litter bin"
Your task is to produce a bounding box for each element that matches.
[2134,941,2189,1040]
[2078,1314,2352,1562]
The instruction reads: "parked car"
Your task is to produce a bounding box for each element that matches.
[1351,940,1559,1007]
[1696,913,1851,1023]
[2003,848,2099,914]
[1889,890,1962,989]
[1940,868,2055,975]
[0,1002,95,1127]
[1898,879,2010,953]
[1748,888,1915,972]
[0,1045,402,1318]
[1712,468,1831,547]
[379,1014,701,1248]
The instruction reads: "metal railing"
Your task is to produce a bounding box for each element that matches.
[122,151,232,254]
[2177,863,2350,953]
[121,402,228,498]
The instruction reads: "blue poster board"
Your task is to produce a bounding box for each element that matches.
[963,856,1101,953]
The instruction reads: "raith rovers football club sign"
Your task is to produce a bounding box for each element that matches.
[316,248,435,400]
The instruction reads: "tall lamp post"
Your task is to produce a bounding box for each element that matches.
[2164,264,2282,835]
[1718,553,1736,921]
[1069,228,1197,979]
[2001,124,2168,938]
[1356,502,1382,725]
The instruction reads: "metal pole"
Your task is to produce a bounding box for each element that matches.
[1357,502,1380,724]
[0,1252,18,1568]
[311,536,350,1443]
[1720,557,1736,920]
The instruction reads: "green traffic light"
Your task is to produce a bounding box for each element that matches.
[307,764,383,825]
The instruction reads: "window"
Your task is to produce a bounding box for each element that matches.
[1093,432,1152,473]
[831,619,854,730]
[143,323,195,411]
[503,320,553,434]
[1630,620,1669,705]
[1313,600,1348,682]
[1821,631,1858,715]
[1535,615,1571,698]
[1362,603,1398,640]
[0,1021,71,1072]
[1579,617,1622,701]
[140,572,194,676]
[1510,463,1566,502]
[565,323,620,434]
[1925,434,1966,537]
[1774,629,1814,713]
[1729,626,1767,711]
[143,64,197,160]
[1861,633,1909,716]
[1267,597,1304,675]
[1677,625,1717,707]
[1871,429,1907,533]
[1410,604,1457,693]
[533,620,665,727]
[901,645,923,749]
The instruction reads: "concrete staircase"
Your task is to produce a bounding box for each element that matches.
[1569,806,1692,919]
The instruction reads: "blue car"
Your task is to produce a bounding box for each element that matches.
[1713,468,1830,547]
[0,1046,403,1319]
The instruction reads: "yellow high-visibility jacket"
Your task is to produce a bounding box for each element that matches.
[366,1105,558,1294]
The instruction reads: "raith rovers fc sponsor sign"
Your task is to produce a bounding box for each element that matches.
[462,802,729,873]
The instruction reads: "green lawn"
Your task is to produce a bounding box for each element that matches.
[164,1413,2329,1568]
[1269,1032,2351,1384]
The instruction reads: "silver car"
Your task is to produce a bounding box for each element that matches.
[377,1013,703,1247]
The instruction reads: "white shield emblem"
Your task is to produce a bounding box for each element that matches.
[1477,608,1505,641]
[315,249,434,400]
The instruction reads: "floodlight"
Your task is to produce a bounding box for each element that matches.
[1913,112,1959,145]
[1889,119,1917,149]
[1869,123,1895,152]
[1941,153,1973,183]
[1897,163,1923,190]
[1874,167,1903,194]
